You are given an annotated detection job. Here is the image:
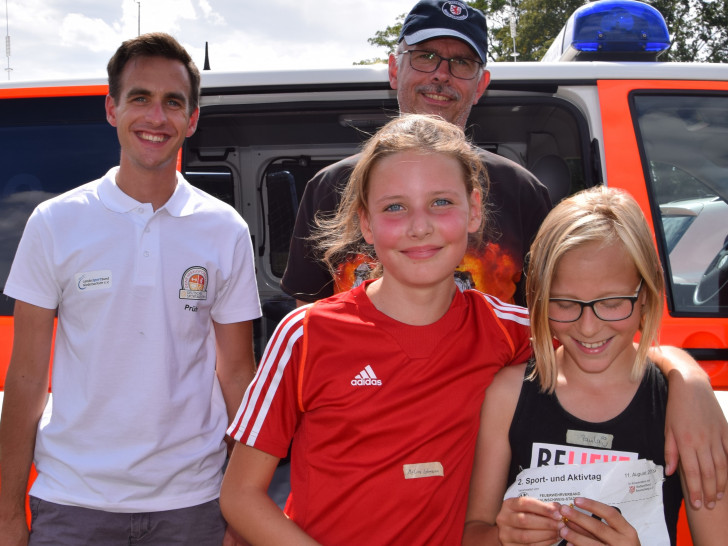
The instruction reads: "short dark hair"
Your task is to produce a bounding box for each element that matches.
[107,32,201,112]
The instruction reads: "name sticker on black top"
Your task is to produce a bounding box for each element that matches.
[566,430,613,449]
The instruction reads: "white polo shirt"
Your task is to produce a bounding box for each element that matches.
[5,167,261,512]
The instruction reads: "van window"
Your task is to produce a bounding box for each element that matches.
[0,95,119,315]
[185,94,589,294]
[633,92,728,317]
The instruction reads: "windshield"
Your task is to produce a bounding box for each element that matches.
[634,93,728,316]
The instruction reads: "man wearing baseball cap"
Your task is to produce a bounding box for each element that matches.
[282,0,552,308]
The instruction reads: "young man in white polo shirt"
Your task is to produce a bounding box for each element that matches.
[0,33,261,545]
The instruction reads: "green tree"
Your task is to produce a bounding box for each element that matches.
[354,13,406,65]
[651,0,728,62]
[486,0,584,61]
[364,0,728,64]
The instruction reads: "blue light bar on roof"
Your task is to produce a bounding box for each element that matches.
[542,0,671,62]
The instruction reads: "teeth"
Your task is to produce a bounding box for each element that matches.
[140,133,165,143]
[424,93,450,101]
[580,340,607,349]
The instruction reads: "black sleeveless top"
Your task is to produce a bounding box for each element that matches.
[508,363,683,544]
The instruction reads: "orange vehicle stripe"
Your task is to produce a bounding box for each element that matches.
[0,84,108,99]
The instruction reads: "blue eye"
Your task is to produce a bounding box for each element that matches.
[433,198,452,207]
[385,203,404,212]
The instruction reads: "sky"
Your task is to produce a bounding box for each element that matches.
[2,0,417,82]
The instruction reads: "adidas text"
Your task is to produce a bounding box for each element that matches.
[351,378,382,386]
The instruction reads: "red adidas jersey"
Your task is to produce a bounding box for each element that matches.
[228,281,532,544]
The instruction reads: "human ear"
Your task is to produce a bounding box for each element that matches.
[388,54,399,90]
[467,189,483,234]
[186,107,200,137]
[105,95,118,127]
[473,70,491,105]
[359,208,374,245]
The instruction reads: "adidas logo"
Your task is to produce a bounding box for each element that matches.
[351,365,382,386]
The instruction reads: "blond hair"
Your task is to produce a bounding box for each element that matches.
[526,186,664,392]
[313,114,488,279]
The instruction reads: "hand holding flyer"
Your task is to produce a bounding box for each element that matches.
[504,459,670,544]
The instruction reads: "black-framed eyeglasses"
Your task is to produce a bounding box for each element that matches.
[400,49,483,80]
[548,280,644,323]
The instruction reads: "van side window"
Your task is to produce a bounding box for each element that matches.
[0,95,118,315]
[634,93,728,317]
[263,159,338,278]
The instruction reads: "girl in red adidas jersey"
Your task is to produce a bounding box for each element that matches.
[220,114,534,544]
[463,187,728,545]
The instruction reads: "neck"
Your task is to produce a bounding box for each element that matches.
[365,277,456,326]
[115,160,178,211]
[555,347,642,422]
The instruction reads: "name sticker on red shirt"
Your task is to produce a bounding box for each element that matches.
[403,462,444,479]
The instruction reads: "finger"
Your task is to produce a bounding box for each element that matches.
[572,497,634,534]
[720,437,728,501]
[559,524,603,546]
[663,428,678,477]
[712,433,728,501]
[678,446,704,509]
[497,500,564,545]
[501,529,562,546]
[499,497,563,529]
[696,444,718,509]
[560,499,638,544]
[504,496,562,518]
[497,507,563,533]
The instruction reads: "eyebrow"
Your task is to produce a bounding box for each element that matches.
[372,189,461,204]
[125,87,188,106]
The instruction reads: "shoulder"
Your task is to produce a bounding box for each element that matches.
[643,361,669,394]
[466,290,530,326]
[490,363,528,396]
[480,363,527,429]
[476,149,550,203]
[270,305,309,346]
[179,179,249,227]
[306,288,360,317]
[307,154,361,190]
[31,179,103,223]
[477,149,537,181]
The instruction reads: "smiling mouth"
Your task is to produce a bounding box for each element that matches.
[138,132,167,143]
[578,339,609,349]
[402,246,440,259]
[423,92,453,102]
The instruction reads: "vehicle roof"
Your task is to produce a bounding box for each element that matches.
[1,61,727,93]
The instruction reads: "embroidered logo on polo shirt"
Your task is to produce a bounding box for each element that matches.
[179,266,208,300]
[75,270,112,292]
[351,365,382,386]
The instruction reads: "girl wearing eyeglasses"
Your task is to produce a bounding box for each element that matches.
[463,186,728,545]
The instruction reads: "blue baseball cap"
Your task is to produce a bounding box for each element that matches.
[398,0,489,63]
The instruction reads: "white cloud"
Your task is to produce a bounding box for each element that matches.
[197,0,225,25]
[1,0,415,82]
[59,14,121,53]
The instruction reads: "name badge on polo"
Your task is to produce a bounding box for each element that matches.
[75,270,112,292]
[179,266,208,300]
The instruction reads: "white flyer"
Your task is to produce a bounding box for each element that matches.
[504,459,670,544]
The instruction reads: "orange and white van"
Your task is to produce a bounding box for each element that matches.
[1,1,726,542]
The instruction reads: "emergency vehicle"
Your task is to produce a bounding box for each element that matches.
[0,1,726,542]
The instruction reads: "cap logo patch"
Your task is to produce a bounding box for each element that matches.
[443,1,468,20]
